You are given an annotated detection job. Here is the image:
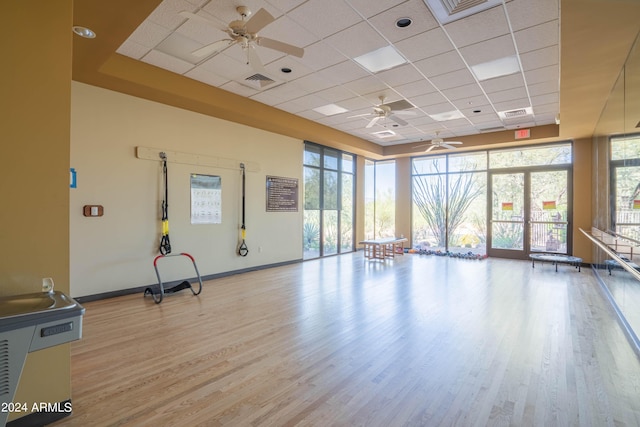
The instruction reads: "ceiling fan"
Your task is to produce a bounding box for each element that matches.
[179,6,304,74]
[414,131,463,152]
[350,96,417,129]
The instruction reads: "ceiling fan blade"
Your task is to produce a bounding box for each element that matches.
[245,45,267,74]
[389,114,408,126]
[366,116,382,128]
[445,141,463,145]
[425,145,436,152]
[442,144,459,150]
[257,37,304,58]
[245,8,275,34]
[179,11,228,32]
[192,39,235,57]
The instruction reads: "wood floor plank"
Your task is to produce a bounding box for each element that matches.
[49,254,640,426]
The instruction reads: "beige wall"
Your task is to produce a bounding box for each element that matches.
[1,0,73,421]
[70,82,304,297]
[573,138,593,262]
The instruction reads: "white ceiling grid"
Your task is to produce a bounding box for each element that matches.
[116,0,560,146]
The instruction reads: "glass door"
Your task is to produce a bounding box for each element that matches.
[529,170,569,254]
[489,172,526,258]
[489,168,571,259]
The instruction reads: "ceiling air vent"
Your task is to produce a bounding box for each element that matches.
[479,126,506,133]
[373,130,397,139]
[498,107,533,121]
[423,0,503,24]
[239,72,282,91]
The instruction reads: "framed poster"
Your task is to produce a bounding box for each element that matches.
[190,174,221,224]
[266,176,298,212]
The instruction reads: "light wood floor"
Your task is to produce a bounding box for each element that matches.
[51,254,640,426]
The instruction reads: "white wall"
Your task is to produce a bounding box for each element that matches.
[70,82,303,297]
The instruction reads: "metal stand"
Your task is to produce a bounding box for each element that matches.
[144,253,203,304]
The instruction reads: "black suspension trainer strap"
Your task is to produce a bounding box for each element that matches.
[159,152,172,255]
[238,163,249,257]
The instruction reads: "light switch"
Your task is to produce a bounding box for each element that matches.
[83,205,104,217]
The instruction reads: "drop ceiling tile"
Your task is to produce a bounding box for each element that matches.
[275,98,309,114]
[324,21,388,60]
[488,87,528,104]
[315,60,370,85]
[250,81,306,105]
[291,72,334,93]
[493,98,531,112]
[315,85,359,103]
[531,92,559,106]
[184,0,208,5]
[443,5,510,48]
[116,40,152,60]
[411,91,448,108]
[290,93,332,110]
[263,56,314,81]
[454,96,492,115]
[520,45,559,71]
[265,0,308,14]
[441,83,485,101]
[220,80,261,97]
[175,14,226,45]
[376,64,424,87]
[287,0,363,39]
[148,0,198,30]
[258,15,317,50]
[480,73,525,93]
[199,52,254,80]
[394,79,438,98]
[184,66,230,87]
[348,0,406,18]
[506,0,558,32]
[155,32,203,64]
[127,21,172,49]
[141,50,195,74]
[298,41,348,71]
[421,101,458,115]
[342,75,390,96]
[467,112,501,124]
[528,80,558,97]
[428,68,476,90]
[339,97,377,111]
[366,0,440,42]
[414,51,466,78]
[395,28,454,62]
[514,20,559,54]
[523,64,558,85]
[201,2,282,25]
[459,35,517,66]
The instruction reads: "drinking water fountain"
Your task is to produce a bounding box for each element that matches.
[0,285,85,426]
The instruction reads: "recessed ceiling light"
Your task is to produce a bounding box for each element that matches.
[372,130,396,138]
[396,18,412,28]
[354,46,407,73]
[281,67,292,73]
[473,109,482,113]
[429,110,466,121]
[470,55,520,81]
[313,104,348,116]
[72,26,96,39]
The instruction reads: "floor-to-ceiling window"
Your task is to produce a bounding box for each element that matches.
[303,142,355,259]
[364,159,396,239]
[412,153,486,255]
[411,142,572,259]
[610,134,640,241]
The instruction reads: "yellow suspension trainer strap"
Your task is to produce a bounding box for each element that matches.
[159,152,171,255]
[238,163,249,257]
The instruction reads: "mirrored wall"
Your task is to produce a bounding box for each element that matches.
[591,30,640,350]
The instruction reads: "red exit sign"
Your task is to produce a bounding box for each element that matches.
[515,129,530,139]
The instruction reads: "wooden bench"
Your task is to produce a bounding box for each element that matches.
[359,237,408,260]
